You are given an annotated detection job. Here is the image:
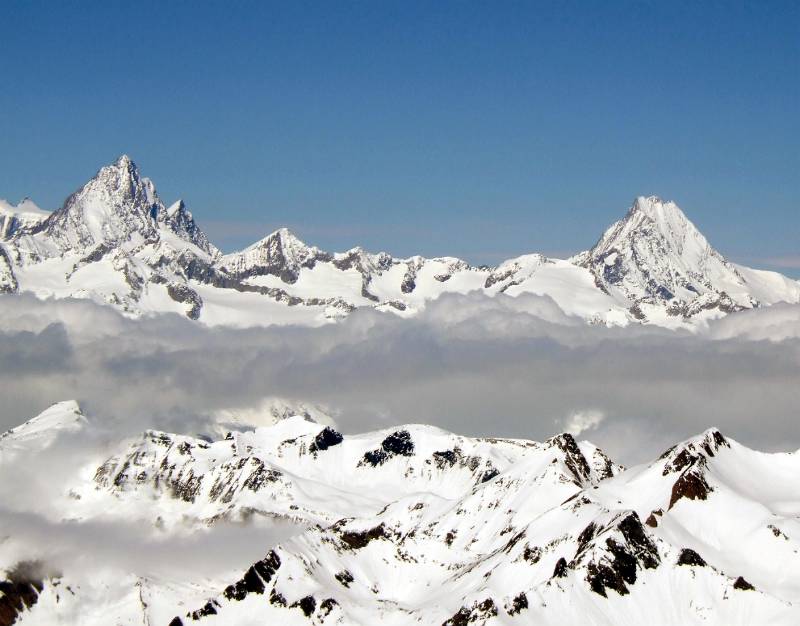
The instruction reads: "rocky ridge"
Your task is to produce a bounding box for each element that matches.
[1,158,798,326]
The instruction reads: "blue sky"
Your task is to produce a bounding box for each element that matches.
[1,1,797,273]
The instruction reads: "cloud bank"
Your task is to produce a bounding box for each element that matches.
[0,292,798,464]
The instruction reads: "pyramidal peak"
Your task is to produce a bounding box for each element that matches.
[2,155,219,263]
[220,226,327,283]
[34,155,163,252]
[573,195,751,310]
[629,194,679,217]
[574,195,708,265]
[234,227,317,259]
[634,196,713,258]
[267,226,306,247]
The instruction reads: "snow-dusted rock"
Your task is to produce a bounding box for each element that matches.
[572,195,800,321]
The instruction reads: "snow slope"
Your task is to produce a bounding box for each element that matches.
[1,402,798,625]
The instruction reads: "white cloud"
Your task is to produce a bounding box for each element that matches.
[705,302,800,342]
[563,410,605,436]
[0,292,798,465]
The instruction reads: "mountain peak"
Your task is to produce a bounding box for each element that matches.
[221,227,327,283]
[114,153,135,169]
[627,195,693,233]
[0,400,87,449]
[31,155,163,252]
[245,227,314,255]
[622,196,704,256]
[272,226,300,242]
[99,154,144,190]
[630,195,675,217]
[166,199,186,216]
[99,154,148,193]
[574,196,749,312]
[161,199,217,255]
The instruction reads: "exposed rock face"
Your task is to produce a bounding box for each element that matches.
[309,427,343,453]
[677,548,707,567]
[337,523,389,550]
[0,562,49,626]
[569,512,661,598]
[658,428,730,510]
[669,469,712,509]
[484,254,548,291]
[360,430,415,466]
[548,433,593,483]
[553,557,569,578]
[166,282,203,319]
[0,248,18,294]
[133,420,642,624]
[222,551,281,601]
[443,599,497,626]
[0,579,43,626]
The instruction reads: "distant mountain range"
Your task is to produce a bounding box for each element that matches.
[1,401,798,625]
[2,155,798,327]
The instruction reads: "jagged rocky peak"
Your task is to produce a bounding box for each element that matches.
[585,195,719,271]
[545,432,612,484]
[659,427,730,471]
[332,246,393,273]
[36,154,164,252]
[220,227,330,283]
[162,199,218,256]
[10,155,217,261]
[575,195,746,309]
[654,428,731,510]
[624,195,715,259]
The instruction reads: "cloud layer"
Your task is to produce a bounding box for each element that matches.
[0,292,799,464]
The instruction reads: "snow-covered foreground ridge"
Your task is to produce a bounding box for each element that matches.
[1,155,798,328]
[2,402,800,625]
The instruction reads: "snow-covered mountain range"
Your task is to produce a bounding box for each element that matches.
[2,155,798,328]
[1,401,798,625]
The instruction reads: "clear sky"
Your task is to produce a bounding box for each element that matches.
[1,1,798,274]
